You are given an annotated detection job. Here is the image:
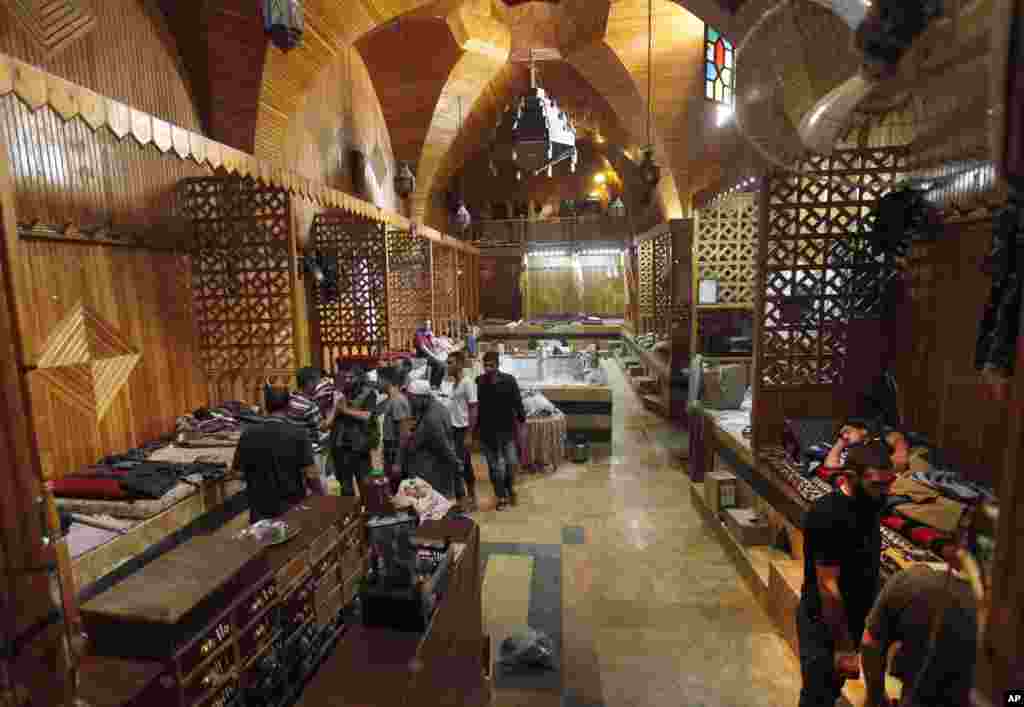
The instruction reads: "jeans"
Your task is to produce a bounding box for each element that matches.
[428,358,447,388]
[797,600,842,707]
[453,426,475,498]
[482,439,518,499]
[335,449,371,497]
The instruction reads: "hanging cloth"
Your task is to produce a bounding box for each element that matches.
[975,180,1024,377]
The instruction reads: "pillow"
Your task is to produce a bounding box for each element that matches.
[701,363,749,410]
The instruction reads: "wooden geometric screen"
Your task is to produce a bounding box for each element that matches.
[432,245,459,337]
[638,239,655,334]
[180,176,295,377]
[386,227,432,351]
[695,193,758,307]
[758,147,908,388]
[651,229,673,339]
[311,213,389,363]
[458,251,479,324]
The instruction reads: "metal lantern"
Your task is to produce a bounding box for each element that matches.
[452,202,471,231]
[264,0,303,52]
[394,162,415,199]
[609,197,626,218]
[639,149,661,187]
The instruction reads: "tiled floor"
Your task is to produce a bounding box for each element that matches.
[470,361,802,707]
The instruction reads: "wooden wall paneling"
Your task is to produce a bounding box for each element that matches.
[637,238,654,334]
[179,176,296,405]
[311,212,389,363]
[652,227,673,339]
[0,0,203,132]
[386,226,432,351]
[431,243,458,337]
[0,125,67,707]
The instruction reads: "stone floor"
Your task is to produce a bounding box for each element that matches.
[467,361,803,707]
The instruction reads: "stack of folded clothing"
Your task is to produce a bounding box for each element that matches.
[52,458,230,501]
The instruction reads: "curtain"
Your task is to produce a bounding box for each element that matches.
[523,254,625,318]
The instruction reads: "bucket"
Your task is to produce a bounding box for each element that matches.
[570,437,590,464]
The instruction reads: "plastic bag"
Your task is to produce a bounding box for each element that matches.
[499,628,557,670]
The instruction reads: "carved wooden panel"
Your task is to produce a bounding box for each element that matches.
[637,239,655,334]
[311,213,389,363]
[652,229,673,339]
[386,227,432,351]
[695,193,758,307]
[457,251,480,325]
[432,245,458,337]
[759,148,908,388]
[6,0,96,58]
[180,176,296,377]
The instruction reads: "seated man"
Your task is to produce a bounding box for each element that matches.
[825,418,910,475]
[860,561,978,707]
[235,387,324,523]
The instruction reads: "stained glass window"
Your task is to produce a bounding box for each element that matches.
[704,25,735,106]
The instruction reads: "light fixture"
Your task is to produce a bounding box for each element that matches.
[450,97,471,233]
[594,173,607,184]
[263,0,303,52]
[639,149,661,188]
[639,0,661,194]
[489,52,577,178]
[394,162,415,199]
[715,104,733,127]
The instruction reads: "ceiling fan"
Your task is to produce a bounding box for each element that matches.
[797,0,994,154]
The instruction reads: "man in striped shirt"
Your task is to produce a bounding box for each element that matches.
[288,367,331,477]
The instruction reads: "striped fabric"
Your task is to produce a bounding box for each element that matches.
[313,378,336,418]
[287,391,326,454]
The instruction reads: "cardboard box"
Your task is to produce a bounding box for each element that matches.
[704,470,738,515]
[724,508,773,546]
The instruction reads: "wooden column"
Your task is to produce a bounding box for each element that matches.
[0,127,71,706]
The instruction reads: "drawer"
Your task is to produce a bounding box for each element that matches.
[238,607,276,662]
[274,552,309,590]
[179,616,232,678]
[236,580,277,629]
[337,507,360,530]
[195,675,239,707]
[183,651,234,705]
[308,525,341,567]
[315,583,345,631]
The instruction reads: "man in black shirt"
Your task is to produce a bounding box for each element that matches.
[234,387,324,523]
[475,351,526,510]
[798,442,895,707]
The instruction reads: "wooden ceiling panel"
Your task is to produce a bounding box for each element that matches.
[357,18,462,166]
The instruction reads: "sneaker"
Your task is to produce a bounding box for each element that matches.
[496,498,508,511]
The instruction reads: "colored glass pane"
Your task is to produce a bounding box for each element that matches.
[715,39,725,69]
[707,27,719,42]
[707,45,715,61]
[725,47,734,68]
[705,25,736,106]
[706,80,715,99]
[706,64,717,80]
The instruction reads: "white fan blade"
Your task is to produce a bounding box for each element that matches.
[798,73,879,154]
[806,0,871,31]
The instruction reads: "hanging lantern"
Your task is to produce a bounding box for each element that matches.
[609,197,626,218]
[639,149,661,187]
[264,0,303,52]
[452,202,471,231]
[394,162,415,199]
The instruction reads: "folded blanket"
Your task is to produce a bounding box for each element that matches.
[911,469,995,504]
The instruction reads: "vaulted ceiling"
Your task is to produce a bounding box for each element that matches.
[160,0,774,229]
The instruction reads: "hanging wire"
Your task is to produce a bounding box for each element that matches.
[647,0,653,149]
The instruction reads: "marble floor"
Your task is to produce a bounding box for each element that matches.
[468,361,803,707]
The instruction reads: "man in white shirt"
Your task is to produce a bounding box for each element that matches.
[448,351,478,510]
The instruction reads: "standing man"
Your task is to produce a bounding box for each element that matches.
[415,319,447,389]
[405,379,463,499]
[380,366,413,492]
[235,387,324,523]
[798,442,895,707]
[859,562,977,707]
[287,366,332,482]
[475,351,526,511]
[448,352,479,510]
[327,368,381,497]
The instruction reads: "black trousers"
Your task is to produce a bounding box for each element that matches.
[797,600,842,707]
[335,449,371,497]
[427,358,447,388]
[452,426,475,497]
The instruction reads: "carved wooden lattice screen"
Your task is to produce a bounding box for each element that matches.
[637,239,655,334]
[432,244,459,336]
[693,193,758,348]
[651,228,673,339]
[180,176,296,403]
[387,227,432,350]
[311,213,389,363]
[757,147,908,391]
[458,251,480,323]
